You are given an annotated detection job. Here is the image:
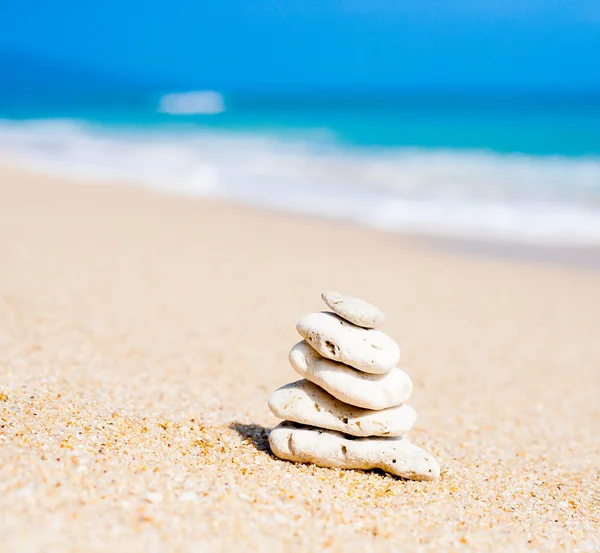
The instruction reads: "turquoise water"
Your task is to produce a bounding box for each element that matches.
[1,90,600,244]
[3,92,600,155]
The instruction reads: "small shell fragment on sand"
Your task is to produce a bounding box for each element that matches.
[269,421,440,481]
[296,311,400,374]
[289,341,413,410]
[321,290,385,328]
[268,379,417,437]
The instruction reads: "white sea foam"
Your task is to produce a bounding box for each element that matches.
[1,118,600,245]
[158,91,225,115]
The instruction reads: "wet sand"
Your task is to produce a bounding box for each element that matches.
[422,236,600,272]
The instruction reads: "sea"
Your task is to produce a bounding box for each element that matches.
[1,89,600,245]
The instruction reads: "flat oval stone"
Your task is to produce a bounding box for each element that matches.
[289,341,412,410]
[268,380,416,437]
[296,311,400,374]
[269,421,440,481]
[321,290,385,328]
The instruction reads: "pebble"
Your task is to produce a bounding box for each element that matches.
[321,290,385,328]
[269,292,439,480]
[268,380,417,437]
[269,421,440,481]
[296,312,400,374]
[289,341,413,410]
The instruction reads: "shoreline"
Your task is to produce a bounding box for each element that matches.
[2,159,600,273]
[1,163,599,551]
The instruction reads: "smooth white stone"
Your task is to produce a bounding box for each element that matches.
[269,421,440,481]
[321,290,385,328]
[296,311,400,374]
[268,380,416,437]
[289,341,413,410]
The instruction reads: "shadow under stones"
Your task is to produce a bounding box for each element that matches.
[229,422,273,455]
[228,423,416,480]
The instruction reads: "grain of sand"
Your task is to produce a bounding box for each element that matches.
[0,166,599,552]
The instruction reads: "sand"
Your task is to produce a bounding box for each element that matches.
[1,165,599,552]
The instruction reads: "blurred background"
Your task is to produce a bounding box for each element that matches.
[1,0,599,245]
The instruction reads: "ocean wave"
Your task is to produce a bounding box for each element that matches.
[1,118,600,245]
[158,90,225,115]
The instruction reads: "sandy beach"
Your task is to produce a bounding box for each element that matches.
[1,164,599,552]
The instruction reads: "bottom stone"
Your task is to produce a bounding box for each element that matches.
[269,421,440,481]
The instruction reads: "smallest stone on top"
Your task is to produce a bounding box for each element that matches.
[268,290,440,481]
[321,290,385,328]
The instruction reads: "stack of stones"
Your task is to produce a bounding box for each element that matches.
[268,291,439,481]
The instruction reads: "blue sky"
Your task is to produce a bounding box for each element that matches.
[1,0,599,91]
